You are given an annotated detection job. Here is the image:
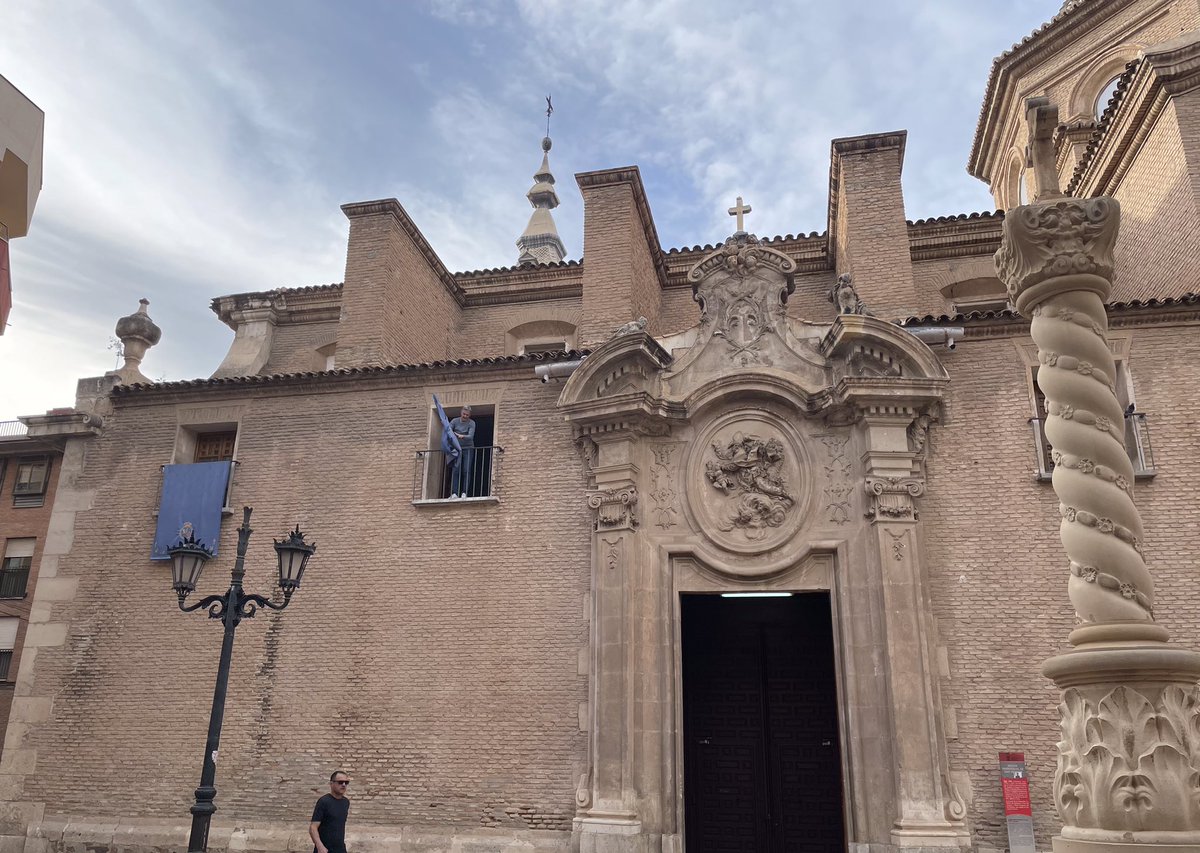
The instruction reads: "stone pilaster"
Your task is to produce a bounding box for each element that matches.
[859,409,969,850]
[576,428,648,853]
[996,195,1200,853]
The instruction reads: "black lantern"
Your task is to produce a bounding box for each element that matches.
[167,533,214,600]
[170,507,316,853]
[273,525,316,594]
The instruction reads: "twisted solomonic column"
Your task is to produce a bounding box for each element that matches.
[997,196,1200,853]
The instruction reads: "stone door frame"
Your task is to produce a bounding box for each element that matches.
[664,543,855,852]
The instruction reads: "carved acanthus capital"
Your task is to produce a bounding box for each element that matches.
[586,487,638,531]
[994,197,1120,314]
[864,476,925,521]
[1054,684,1200,839]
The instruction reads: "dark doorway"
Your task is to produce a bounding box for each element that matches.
[682,593,845,853]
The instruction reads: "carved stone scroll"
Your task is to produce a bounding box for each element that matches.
[586,487,638,531]
[864,476,924,521]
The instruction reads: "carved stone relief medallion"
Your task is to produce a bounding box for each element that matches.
[686,412,809,555]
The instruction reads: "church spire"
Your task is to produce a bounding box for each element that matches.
[516,98,567,265]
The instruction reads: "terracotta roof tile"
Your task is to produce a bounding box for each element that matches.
[907,211,1004,227]
[900,292,1200,326]
[111,349,592,395]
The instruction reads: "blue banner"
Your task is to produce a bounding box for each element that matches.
[433,394,461,458]
[151,461,232,560]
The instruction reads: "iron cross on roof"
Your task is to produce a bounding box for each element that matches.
[727,196,752,232]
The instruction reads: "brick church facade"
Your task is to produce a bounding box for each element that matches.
[4,2,1200,852]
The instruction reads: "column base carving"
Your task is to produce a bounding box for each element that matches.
[1054,836,1200,853]
[1044,642,1200,847]
[890,822,971,850]
[573,815,650,853]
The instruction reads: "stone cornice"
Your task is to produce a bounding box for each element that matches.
[340,198,467,307]
[18,411,103,443]
[457,262,584,306]
[906,211,1006,261]
[575,166,669,291]
[210,286,342,329]
[969,0,1158,184]
[900,291,1200,334]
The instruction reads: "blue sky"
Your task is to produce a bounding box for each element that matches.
[1,0,1058,418]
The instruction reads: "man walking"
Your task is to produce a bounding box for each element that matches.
[310,771,351,853]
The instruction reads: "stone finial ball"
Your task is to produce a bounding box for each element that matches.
[115,298,162,345]
[542,136,552,152]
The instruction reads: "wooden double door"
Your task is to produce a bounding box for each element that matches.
[682,593,846,853]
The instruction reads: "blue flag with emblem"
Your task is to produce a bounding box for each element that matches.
[151,461,233,560]
[433,394,461,460]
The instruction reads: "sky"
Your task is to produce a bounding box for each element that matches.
[0,0,1059,419]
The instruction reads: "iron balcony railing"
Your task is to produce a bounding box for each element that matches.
[0,421,28,439]
[414,445,503,501]
[0,567,28,599]
[1029,410,1156,481]
[0,650,12,681]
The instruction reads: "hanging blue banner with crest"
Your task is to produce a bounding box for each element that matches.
[151,461,233,560]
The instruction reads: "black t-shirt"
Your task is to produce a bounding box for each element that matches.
[311,793,350,851]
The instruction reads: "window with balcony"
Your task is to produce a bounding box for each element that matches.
[0,617,18,681]
[0,539,33,599]
[12,456,50,507]
[152,425,239,560]
[415,404,503,502]
[1028,364,1155,481]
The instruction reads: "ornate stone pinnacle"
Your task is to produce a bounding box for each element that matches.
[111,298,162,384]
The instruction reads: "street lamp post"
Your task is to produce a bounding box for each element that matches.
[168,505,316,853]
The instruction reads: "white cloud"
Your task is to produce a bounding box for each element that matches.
[0,0,1060,418]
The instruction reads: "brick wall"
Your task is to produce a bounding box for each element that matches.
[453,298,583,359]
[261,321,339,375]
[18,375,588,831]
[1111,100,1200,301]
[337,201,461,368]
[921,322,1200,850]
[577,170,662,345]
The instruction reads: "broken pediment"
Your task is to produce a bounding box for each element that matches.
[662,233,830,397]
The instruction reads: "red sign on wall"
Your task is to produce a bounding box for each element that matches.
[999,751,1035,853]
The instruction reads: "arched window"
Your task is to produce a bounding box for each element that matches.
[1095,75,1121,120]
